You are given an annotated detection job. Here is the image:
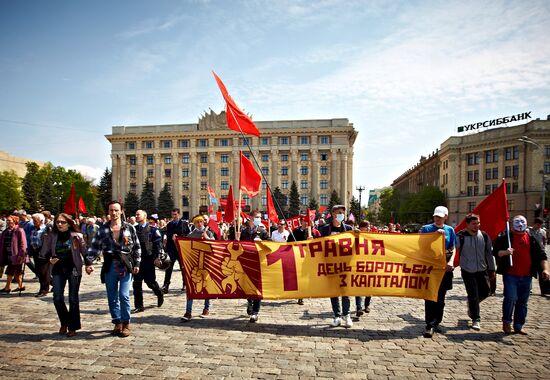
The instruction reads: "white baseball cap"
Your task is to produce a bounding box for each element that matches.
[433,206,448,217]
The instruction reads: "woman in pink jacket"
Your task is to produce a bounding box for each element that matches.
[0,214,28,293]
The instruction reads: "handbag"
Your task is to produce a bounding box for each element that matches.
[155,251,172,270]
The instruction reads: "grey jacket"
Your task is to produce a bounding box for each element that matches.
[456,230,496,273]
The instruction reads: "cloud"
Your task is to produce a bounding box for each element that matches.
[67,165,104,184]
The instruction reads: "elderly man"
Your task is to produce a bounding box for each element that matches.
[493,215,549,334]
[181,215,214,322]
[30,213,49,296]
[419,206,456,338]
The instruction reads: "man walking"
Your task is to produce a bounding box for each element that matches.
[86,201,141,338]
[132,209,164,313]
[456,214,495,330]
[494,215,549,334]
[420,206,456,338]
[162,208,190,293]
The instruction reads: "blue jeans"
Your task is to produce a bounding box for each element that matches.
[104,261,132,324]
[186,299,211,314]
[355,296,364,310]
[502,274,532,329]
[52,267,82,331]
[330,296,350,317]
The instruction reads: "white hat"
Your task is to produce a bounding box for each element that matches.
[433,206,448,217]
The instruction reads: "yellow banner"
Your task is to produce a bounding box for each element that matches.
[176,232,446,302]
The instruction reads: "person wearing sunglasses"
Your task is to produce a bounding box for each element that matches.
[41,213,91,337]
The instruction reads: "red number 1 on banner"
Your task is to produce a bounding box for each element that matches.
[266,245,298,291]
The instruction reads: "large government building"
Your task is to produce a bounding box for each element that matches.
[392,117,550,226]
[106,111,357,219]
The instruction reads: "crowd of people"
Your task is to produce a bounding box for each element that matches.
[0,202,548,339]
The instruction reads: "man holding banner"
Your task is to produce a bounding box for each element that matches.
[320,205,354,328]
[420,206,456,338]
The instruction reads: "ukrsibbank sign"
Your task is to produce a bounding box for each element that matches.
[457,112,531,133]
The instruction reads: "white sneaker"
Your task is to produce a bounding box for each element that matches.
[472,320,481,330]
[343,314,353,328]
[331,317,341,327]
[249,314,258,323]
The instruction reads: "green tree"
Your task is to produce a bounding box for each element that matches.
[327,189,342,213]
[399,185,446,224]
[378,187,400,224]
[349,195,361,222]
[39,175,55,212]
[0,170,24,212]
[94,199,105,218]
[139,179,157,214]
[308,197,319,212]
[271,186,288,219]
[97,168,112,211]
[124,191,140,217]
[288,181,301,217]
[157,183,174,219]
[22,162,42,212]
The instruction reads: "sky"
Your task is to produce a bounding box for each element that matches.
[1,0,549,197]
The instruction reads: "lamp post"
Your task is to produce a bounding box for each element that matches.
[517,136,547,228]
[356,186,365,221]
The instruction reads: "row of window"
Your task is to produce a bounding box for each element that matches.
[467,165,520,182]
[127,136,332,150]
[466,182,519,197]
[468,200,515,212]
[467,146,519,166]
[128,151,331,165]
[130,166,331,179]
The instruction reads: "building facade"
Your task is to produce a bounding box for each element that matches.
[106,111,357,219]
[392,118,550,226]
[0,150,44,177]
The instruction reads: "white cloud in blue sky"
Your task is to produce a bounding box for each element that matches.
[1,0,549,193]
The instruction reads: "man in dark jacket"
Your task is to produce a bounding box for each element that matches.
[133,209,164,313]
[162,208,190,293]
[493,215,549,334]
[456,214,495,331]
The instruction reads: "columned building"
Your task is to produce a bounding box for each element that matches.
[392,118,550,226]
[106,110,357,219]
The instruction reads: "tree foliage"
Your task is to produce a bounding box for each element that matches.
[0,171,24,212]
[157,183,174,219]
[327,189,342,213]
[378,187,400,224]
[349,195,361,222]
[288,181,301,217]
[270,187,288,219]
[139,179,157,214]
[124,191,140,217]
[97,168,112,211]
[22,162,42,212]
[398,185,446,224]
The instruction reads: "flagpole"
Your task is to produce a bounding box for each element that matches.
[236,187,242,241]
[227,106,298,241]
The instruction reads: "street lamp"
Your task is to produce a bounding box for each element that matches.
[517,136,547,227]
[356,186,365,221]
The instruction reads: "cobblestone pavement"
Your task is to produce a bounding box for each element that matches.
[0,263,549,379]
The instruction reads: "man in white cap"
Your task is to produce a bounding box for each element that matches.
[419,206,456,338]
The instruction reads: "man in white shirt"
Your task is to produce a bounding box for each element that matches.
[270,221,289,242]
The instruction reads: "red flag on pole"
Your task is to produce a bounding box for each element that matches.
[212,71,260,137]
[453,179,509,266]
[223,185,236,224]
[207,218,220,239]
[267,190,279,225]
[307,208,316,227]
[239,152,261,198]
[77,196,87,214]
[63,184,77,215]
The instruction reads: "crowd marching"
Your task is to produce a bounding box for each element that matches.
[0,202,548,339]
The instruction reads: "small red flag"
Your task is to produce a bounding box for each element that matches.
[223,185,236,224]
[239,152,261,198]
[78,196,87,214]
[454,180,509,266]
[307,208,316,227]
[212,71,260,137]
[267,190,279,225]
[207,218,220,239]
[216,211,222,222]
[63,184,77,215]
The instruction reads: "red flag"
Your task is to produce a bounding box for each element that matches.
[207,185,217,202]
[223,185,236,223]
[208,204,213,214]
[267,190,279,224]
[239,152,261,198]
[453,180,509,266]
[63,184,77,215]
[212,71,260,137]
[207,218,220,239]
[216,211,222,222]
[77,196,87,214]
